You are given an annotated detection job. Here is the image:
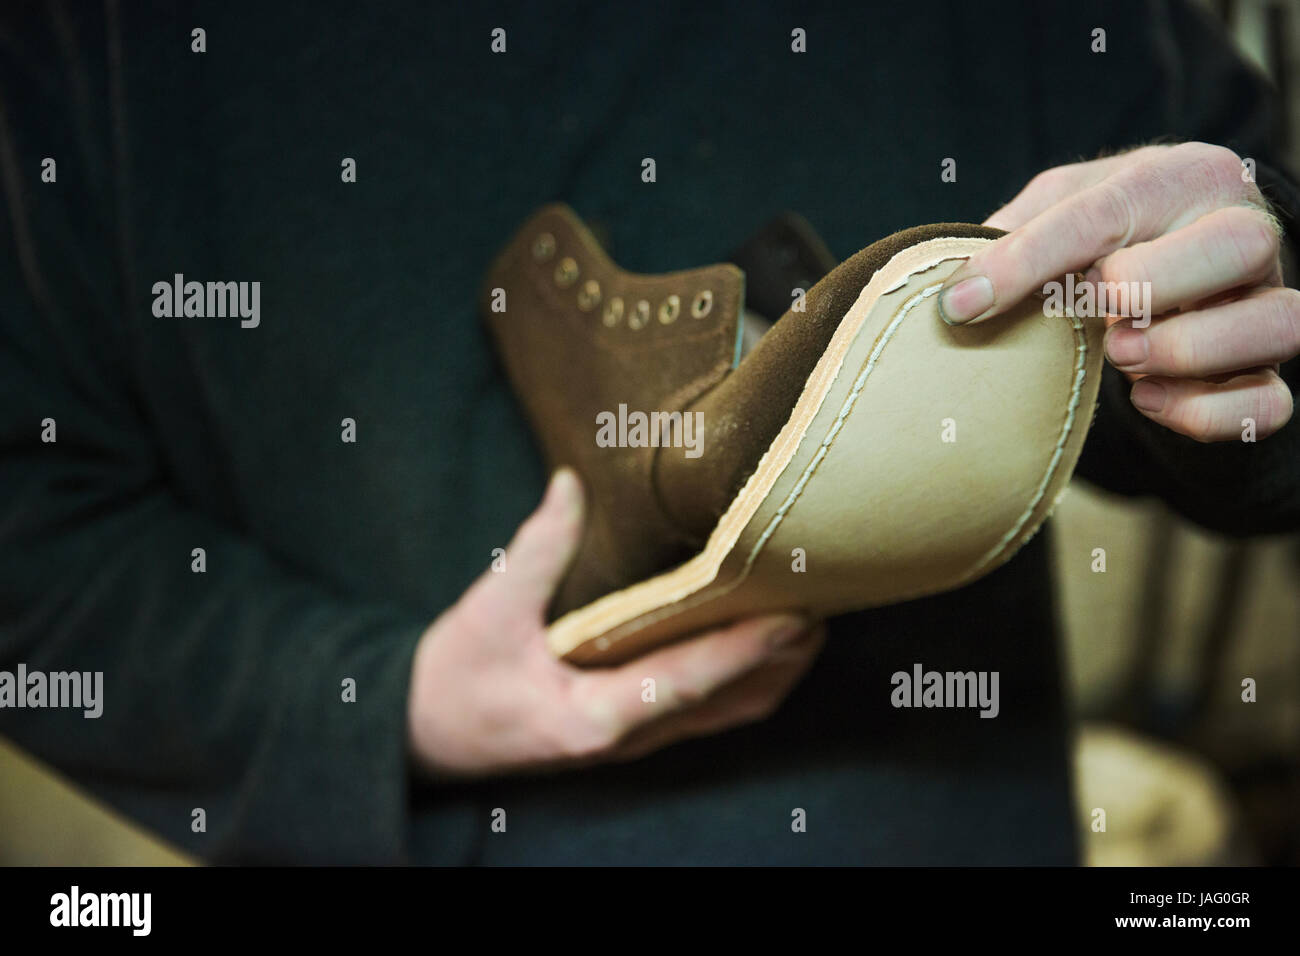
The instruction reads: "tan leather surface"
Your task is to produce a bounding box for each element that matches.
[659,222,1004,534]
[483,207,1103,665]
[732,250,1102,610]
[549,238,1104,664]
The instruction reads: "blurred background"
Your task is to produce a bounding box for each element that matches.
[0,0,1297,866]
[1057,0,1300,867]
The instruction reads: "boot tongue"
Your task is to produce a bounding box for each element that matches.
[727,212,839,329]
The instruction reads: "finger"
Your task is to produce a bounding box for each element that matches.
[1128,367,1294,441]
[567,613,811,740]
[984,150,1146,231]
[608,627,826,761]
[1104,287,1300,378]
[942,142,1253,325]
[1094,205,1281,317]
[461,467,585,618]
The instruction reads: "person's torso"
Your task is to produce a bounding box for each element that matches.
[111,0,1170,863]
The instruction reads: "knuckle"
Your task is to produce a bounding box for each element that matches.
[1089,180,1139,247]
[1027,165,1068,193]
[1164,332,1201,377]
[1274,286,1300,339]
[1224,209,1280,277]
[636,669,703,712]
[1199,141,1241,172]
[561,680,621,755]
[1174,393,1220,443]
[991,232,1033,288]
[1112,146,1162,178]
[1277,285,1300,315]
[559,724,615,761]
[1257,378,1295,434]
[1098,246,1151,289]
[1178,142,1243,194]
[1123,151,1162,181]
[1135,144,1173,162]
[1262,289,1300,360]
[556,704,620,758]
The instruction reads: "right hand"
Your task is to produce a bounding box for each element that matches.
[407,468,824,779]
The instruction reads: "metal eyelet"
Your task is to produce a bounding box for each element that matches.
[691,289,713,319]
[602,296,624,328]
[577,279,602,312]
[628,299,650,330]
[658,294,681,325]
[532,232,556,262]
[554,257,579,288]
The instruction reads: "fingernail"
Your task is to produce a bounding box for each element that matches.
[765,616,808,649]
[548,466,573,495]
[548,467,582,511]
[1130,380,1166,413]
[1105,326,1149,369]
[938,276,994,325]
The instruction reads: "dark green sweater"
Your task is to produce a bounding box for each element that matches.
[1,0,1296,863]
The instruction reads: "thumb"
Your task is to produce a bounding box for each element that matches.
[471,467,586,619]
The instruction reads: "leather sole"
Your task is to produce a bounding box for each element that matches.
[548,236,1104,664]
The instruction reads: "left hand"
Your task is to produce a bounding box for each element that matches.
[938,142,1299,442]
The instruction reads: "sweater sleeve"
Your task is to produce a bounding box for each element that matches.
[0,319,429,864]
[1072,0,1300,536]
[0,2,428,864]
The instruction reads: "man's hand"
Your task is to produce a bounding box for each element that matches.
[938,142,1299,442]
[407,469,824,779]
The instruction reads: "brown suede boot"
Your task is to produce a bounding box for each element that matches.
[482,204,1104,665]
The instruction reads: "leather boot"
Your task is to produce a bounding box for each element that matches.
[482,204,1104,664]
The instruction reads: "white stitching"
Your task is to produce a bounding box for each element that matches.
[592,264,1090,646]
[966,310,1088,575]
[744,284,938,565]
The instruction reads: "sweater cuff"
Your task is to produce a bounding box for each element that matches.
[221,610,426,864]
